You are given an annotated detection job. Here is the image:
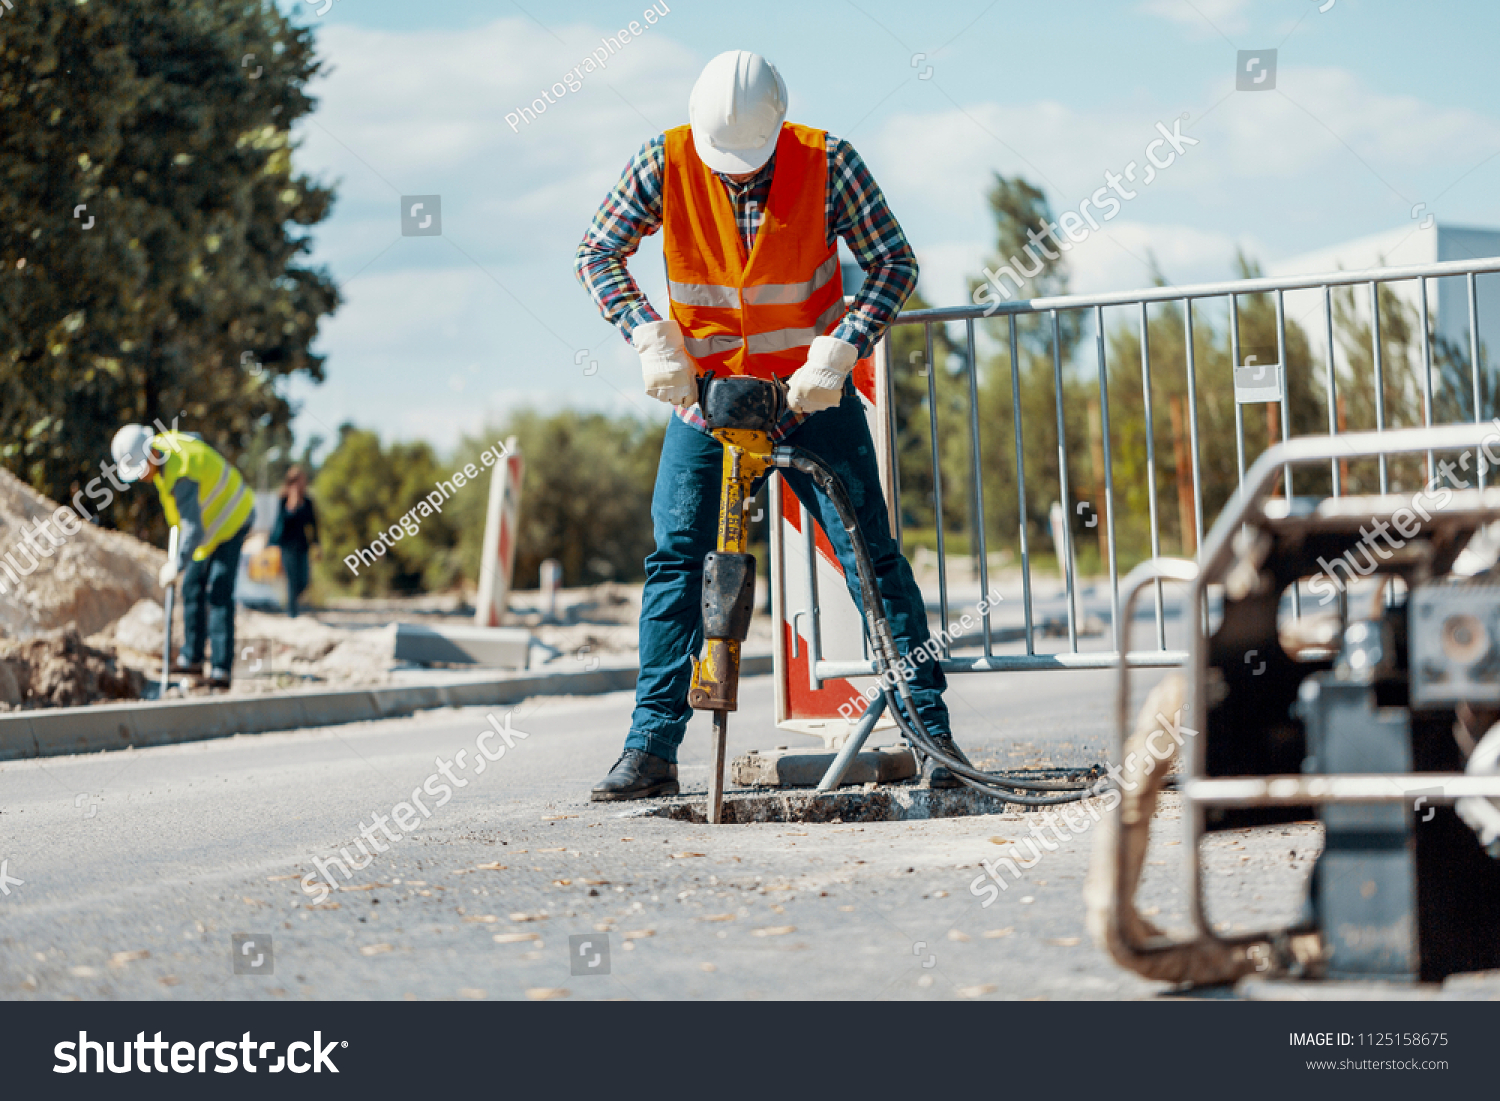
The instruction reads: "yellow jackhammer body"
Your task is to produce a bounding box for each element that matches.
[687,376,786,824]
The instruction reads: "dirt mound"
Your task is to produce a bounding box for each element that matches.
[94,599,399,696]
[0,629,144,710]
[0,466,162,640]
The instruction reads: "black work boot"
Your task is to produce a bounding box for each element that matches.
[918,734,972,790]
[590,749,680,802]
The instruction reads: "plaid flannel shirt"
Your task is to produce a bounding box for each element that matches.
[574,131,918,439]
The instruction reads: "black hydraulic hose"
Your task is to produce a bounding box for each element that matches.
[772,445,1100,806]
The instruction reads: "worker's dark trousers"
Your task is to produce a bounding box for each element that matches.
[627,380,950,764]
[283,546,311,618]
[180,521,250,674]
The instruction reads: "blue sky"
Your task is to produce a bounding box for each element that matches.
[276,0,1500,455]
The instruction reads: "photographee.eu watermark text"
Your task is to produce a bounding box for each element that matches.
[506,3,670,133]
[344,439,510,577]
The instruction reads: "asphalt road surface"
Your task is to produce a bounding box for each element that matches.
[0,639,1333,1002]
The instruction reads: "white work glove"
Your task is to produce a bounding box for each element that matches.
[633,319,697,408]
[787,336,858,414]
[159,559,180,588]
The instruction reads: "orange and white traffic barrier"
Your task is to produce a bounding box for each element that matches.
[475,436,524,628]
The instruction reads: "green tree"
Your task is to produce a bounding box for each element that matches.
[1102,253,1320,561]
[312,426,459,596]
[0,0,337,545]
[1332,270,1496,494]
[451,411,666,591]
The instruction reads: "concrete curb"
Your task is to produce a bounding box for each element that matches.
[0,654,773,762]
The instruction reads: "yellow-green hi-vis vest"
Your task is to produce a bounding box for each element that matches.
[151,433,255,560]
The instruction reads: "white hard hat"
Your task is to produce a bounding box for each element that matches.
[111,424,155,483]
[688,50,787,175]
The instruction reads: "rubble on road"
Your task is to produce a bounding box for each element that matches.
[0,629,144,710]
[98,600,400,696]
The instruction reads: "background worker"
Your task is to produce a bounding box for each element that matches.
[575,49,967,800]
[271,464,321,618]
[111,424,255,689]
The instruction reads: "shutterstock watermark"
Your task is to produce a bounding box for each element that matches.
[0,415,185,595]
[1308,424,1500,605]
[968,707,1197,906]
[343,439,510,576]
[299,710,531,904]
[505,3,671,133]
[972,116,1199,315]
[54,1031,344,1074]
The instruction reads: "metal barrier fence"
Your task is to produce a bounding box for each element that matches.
[806,254,1500,684]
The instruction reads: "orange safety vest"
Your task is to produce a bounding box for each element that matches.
[661,121,844,380]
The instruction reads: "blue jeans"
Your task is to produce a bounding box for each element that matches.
[181,522,248,673]
[627,381,950,763]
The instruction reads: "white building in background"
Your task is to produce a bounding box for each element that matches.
[1268,222,1500,376]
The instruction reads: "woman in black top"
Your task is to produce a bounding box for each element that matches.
[271,465,320,618]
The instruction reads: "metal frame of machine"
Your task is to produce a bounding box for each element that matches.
[1104,423,1500,985]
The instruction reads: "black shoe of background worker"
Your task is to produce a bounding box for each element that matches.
[590,749,680,801]
[919,734,972,789]
[207,668,232,690]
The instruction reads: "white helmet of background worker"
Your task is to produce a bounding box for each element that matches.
[110,423,156,483]
[688,49,788,175]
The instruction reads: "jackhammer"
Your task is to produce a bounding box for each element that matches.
[689,374,1102,823]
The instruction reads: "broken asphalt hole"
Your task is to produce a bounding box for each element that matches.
[619,786,1021,824]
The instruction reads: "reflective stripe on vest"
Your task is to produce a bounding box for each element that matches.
[681,297,845,358]
[152,433,254,560]
[742,254,840,307]
[666,279,739,310]
[661,122,844,380]
[668,254,840,311]
[202,482,252,545]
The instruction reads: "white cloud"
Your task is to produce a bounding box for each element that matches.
[869,100,1189,218]
[868,101,1234,302]
[863,65,1500,308]
[870,68,1500,230]
[1209,66,1500,188]
[1137,0,1254,36]
[296,16,699,268]
[912,240,991,308]
[1062,221,1265,293]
